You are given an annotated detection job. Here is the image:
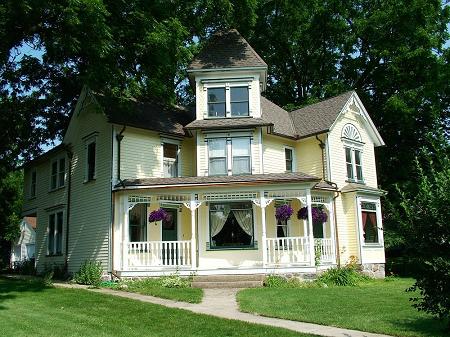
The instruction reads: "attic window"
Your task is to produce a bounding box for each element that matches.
[341,123,362,142]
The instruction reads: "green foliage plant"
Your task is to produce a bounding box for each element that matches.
[73,260,103,287]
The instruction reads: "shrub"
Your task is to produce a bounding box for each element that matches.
[159,273,191,288]
[317,266,370,287]
[264,275,318,288]
[12,258,36,275]
[73,260,103,286]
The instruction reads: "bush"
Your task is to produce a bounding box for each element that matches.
[317,266,370,287]
[159,273,191,288]
[12,258,36,275]
[73,260,103,286]
[264,275,319,288]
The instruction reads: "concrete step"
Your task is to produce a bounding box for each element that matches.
[192,280,263,289]
[193,274,265,283]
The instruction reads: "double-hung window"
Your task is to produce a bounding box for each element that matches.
[163,143,179,178]
[207,88,226,117]
[208,138,227,175]
[48,211,63,255]
[345,147,363,182]
[285,148,293,172]
[208,137,252,176]
[207,86,249,118]
[84,137,97,182]
[232,138,251,175]
[359,200,382,245]
[230,87,249,116]
[50,157,65,190]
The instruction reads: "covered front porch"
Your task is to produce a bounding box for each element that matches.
[113,185,337,276]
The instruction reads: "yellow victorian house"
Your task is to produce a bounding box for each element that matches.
[22,30,386,279]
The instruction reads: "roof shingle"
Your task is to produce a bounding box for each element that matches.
[185,117,271,130]
[115,172,319,189]
[289,91,354,139]
[188,29,267,70]
[261,97,296,138]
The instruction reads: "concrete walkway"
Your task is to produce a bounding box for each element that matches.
[55,283,393,337]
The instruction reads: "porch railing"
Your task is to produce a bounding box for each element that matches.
[127,240,191,268]
[265,236,310,265]
[314,238,335,264]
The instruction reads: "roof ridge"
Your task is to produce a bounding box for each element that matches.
[291,90,355,114]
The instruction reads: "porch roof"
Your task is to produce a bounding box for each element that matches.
[115,172,320,190]
[341,183,386,195]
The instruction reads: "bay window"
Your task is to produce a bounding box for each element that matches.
[360,201,380,244]
[209,202,254,249]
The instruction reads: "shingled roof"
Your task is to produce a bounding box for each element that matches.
[289,91,354,139]
[97,96,195,137]
[185,117,271,130]
[115,172,319,189]
[188,29,267,70]
[261,97,296,138]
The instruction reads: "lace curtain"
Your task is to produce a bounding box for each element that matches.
[210,206,230,237]
[232,209,253,237]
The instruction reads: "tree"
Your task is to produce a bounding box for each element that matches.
[0,170,23,268]
[394,130,449,326]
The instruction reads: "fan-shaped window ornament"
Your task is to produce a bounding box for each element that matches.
[342,124,362,142]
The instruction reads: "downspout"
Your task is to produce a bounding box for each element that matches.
[315,135,326,180]
[65,147,74,272]
[116,125,126,187]
[316,134,341,267]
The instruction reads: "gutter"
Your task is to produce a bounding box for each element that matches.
[116,125,126,187]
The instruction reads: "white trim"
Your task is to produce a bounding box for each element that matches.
[259,128,264,174]
[49,155,66,191]
[46,209,64,256]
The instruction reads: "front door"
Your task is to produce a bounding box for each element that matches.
[161,208,178,265]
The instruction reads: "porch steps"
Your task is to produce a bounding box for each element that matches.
[191,274,264,288]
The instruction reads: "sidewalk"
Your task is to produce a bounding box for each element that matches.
[55,283,393,337]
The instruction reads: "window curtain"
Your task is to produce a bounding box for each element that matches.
[210,206,230,237]
[362,211,368,230]
[232,209,253,237]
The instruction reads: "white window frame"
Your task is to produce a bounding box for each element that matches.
[231,137,252,175]
[204,81,251,118]
[161,138,181,178]
[47,210,64,256]
[343,144,364,183]
[50,156,66,190]
[284,146,295,173]
[84,136,97,182]
[356,196,383,247]
[207,136,252,176]
[30,169,37,198]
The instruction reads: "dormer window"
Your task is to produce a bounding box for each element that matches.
[208,88,226,117]
[207,85,249,118]
[230,87,249,116]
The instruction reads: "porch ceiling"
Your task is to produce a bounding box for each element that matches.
[114,172,320,190]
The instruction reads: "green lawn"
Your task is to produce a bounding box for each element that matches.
[0,277,313,337]
[101,278,204,303]
[237,278,448,337]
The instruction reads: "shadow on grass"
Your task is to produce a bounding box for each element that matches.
[0,276,48,310]
[388,316,450,337]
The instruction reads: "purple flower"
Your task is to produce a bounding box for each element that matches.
[275,204,294,221]
[297,206,328,223]
[148,208,169,223]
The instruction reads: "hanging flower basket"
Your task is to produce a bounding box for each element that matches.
[297,206,328,223]
[275,204,294,221]
[148,208,169,223]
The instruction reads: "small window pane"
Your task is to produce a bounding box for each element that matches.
[232,157,250,175]
[354,150,362,165]
[356,165,363,181]
[230,87,248,101]
[210,158,227,175]
[163,143,178,159]
[232,138,250,156]
[347,163,354,180]
[56,212,63,254]
[58,158,65,187]
[48,214,55,254]
[208,88,225,103]
[230,102,249,116]
[51,161,57,189]
[208,103,226,117]
[345,148,352,163]
[31,171,36,197]
[209,139,227,157]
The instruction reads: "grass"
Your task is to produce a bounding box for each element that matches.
[237,278,448,337]
[0,277,314,337]
[101,277,203,303]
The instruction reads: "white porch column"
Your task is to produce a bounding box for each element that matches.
[260,194,268,267]
[328,199,337,263]
[122,196,130,270]
[186,194,202,270]
[306,189,315,266]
